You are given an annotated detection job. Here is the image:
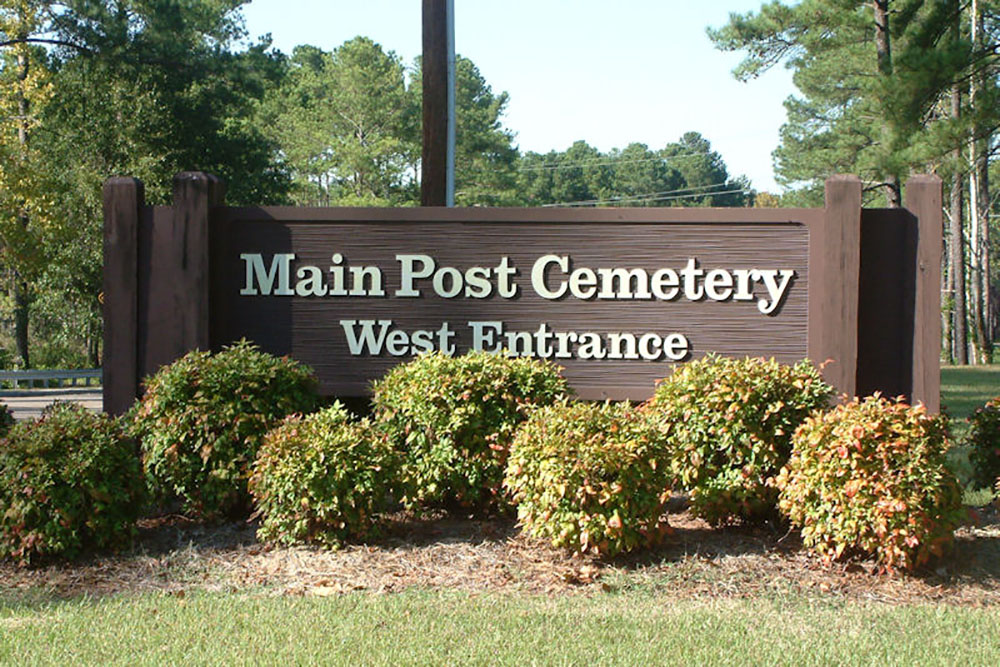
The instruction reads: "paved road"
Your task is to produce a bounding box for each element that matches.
[0,388,103,421]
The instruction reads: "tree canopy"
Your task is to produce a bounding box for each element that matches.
[0,5,756,368]
[711,0,998,361]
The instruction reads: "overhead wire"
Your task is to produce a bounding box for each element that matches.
[543,186,747,208]
[539,181,739,207]
[516,148,722,172]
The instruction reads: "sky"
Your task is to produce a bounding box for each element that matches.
[241,1,797,192]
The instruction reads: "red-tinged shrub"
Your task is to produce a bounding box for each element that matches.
[777,395,964,573]
[372,351,569,515]
[131,340,318,519]
[249,403,400,548]
[0,402,14,437]
[642,354,832,525]
[967,397,1000,491]
[0,403,145,565]
[504,401,670,557]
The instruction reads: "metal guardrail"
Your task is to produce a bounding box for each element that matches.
[0,369,102,389]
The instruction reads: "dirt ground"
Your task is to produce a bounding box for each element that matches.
[3,502,999,605]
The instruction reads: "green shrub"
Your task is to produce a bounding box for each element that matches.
[0,403,145,565]
[967,397,1000,490]
[372,351,569,515]
[777,395,964,573]
[505,401,670,557]
[131,340,318,519]
[0,402,15,437]
[642,355,832,525]
[249,404,400,548]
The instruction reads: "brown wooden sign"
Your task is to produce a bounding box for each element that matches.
[103,173,942,414]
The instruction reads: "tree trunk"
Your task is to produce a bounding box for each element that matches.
[88,317,101,368]
[950,53,969,364]
[950,167,968,365]
[13,280,30,369]
[969,0,993,363]
[14,43,31,368]
[942,236,953,364]
[873,1,901,207]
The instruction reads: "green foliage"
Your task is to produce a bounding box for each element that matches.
[643,355,832,525]
[372,351,569,515]
[0,402,144,565]
[778,395,964,573]
[967,397,1000,490]
[0,402,14,437]
[249,403,400,549]
[131,340,318,520]
[708,0,978,204]
[516,133,751,207]
[505,401,670,557]
[409,55,521,205]
[258,38,415,206]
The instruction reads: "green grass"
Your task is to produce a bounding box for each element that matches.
[2,590,999,665]
[941,364,1000,425]
[941,364,1000,488]
[0,364,998,664]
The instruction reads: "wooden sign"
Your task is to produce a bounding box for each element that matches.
[103,174,942,413]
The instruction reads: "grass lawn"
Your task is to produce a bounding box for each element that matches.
[941,364,1000,425]
[1,364,999,664]
[941,364,1000,488]
[3,590,1000,665]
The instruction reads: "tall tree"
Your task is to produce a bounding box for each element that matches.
[709,0,970,206]
[661,132,752,206]
[2,0,288,366]
[515,135,751,207]
[0,1,55,367]
[260,38,415,206]
[608,143,684,206]
[710,0,1000,364]
[408,55,521,206]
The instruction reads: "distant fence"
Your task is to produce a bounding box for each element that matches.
[0,369,102,389]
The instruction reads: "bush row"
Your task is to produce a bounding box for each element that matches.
[0,344,988,573]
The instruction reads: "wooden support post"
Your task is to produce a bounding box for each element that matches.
[172,172,224,353]
[809,175,863,398]
[102,178,144,415]
[905,175,943,412]
[422,0,451,206]
[142,172,223,377]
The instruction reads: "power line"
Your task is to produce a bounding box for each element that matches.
[517,148,720,172]
[539,181,738,207]
[544,187,747,208]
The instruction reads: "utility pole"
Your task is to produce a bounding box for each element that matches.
[421,0,455,207]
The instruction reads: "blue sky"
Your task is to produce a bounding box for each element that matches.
[241,1,796,192]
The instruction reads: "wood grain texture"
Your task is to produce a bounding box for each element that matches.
[102,178,143,415]
[212,212,813,400]
[810,176,862,397]
[905,175,943,412]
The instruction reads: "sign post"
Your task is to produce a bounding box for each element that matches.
[421,0,455,207]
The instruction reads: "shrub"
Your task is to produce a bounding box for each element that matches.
[131,340,318,519]
[967,397,1000,490]
[777,395,964,573]
[642,355,832,525]
[372,351,569,514]
[249,404,400,548]
[0,403,145,565]
[0,402,15,437]
[505,401,670,557]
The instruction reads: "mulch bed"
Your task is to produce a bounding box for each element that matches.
[3,503,999,605]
